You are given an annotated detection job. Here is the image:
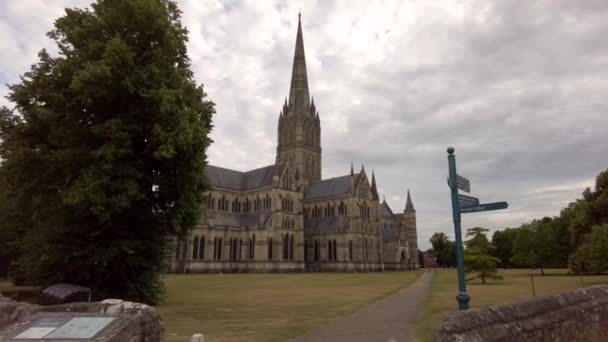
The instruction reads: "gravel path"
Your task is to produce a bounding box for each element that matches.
[290,269,433,342]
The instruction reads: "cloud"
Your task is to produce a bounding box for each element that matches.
[1,0,607,250]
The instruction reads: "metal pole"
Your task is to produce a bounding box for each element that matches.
[447,147,470,310]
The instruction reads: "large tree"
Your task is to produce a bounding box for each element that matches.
[491,228,518,269]
[0,0,214,304]
[570,224,608,274]
[429,232,456,267]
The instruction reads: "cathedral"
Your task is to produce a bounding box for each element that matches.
[171,15,418,273]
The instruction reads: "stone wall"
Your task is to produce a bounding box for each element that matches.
[434,285,608,342]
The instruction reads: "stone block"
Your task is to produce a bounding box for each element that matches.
[40,283,91,306]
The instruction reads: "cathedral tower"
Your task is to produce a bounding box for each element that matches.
[277,14,322,189]
[403,190,419,267]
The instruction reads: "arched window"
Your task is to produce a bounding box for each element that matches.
[199,237,205,260]
[268,238,273,260]
[283,234,289,260]
[213,237,218,260]
[250,234,256,260]
[217,238,224,260]
[333,240,337,261]
[290,235,294,260]
[401,250,406,261]
[229,238,233,261]
[349,240,353,261]
[304,241,308,261]
[192,236,199,260]
[328,240,332,261]
[314,240,319,261]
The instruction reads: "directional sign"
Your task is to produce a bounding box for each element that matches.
[458,194,479,208]
[457,175,471,193]
[461,201,508,213]
[447,175,471,193]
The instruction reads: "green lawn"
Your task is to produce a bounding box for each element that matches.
[413,268,608,342]
[157,271,420,342]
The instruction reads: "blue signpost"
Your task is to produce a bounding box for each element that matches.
[447,147,508,311]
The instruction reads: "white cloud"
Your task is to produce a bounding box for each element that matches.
[2,0,607,250]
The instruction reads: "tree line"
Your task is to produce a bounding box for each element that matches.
[429,168,608,276]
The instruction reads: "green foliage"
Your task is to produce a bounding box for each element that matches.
[569,224,608,274]
[465,227,493,253]
[429,232,456,267]
[491,228,517,268]
[464,227,502,284]
[464,248,503,284]
[0,0,214,304]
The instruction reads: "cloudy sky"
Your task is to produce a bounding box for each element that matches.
[1,0,607,249]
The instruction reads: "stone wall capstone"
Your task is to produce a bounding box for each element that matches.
[433,285,608,342]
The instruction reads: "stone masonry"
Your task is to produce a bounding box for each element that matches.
[169,15,419,274]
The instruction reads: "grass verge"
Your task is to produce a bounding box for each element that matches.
[413,268,608,342]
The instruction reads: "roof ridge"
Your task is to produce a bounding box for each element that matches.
[309,172,360,185]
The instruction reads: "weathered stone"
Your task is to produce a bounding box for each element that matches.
[0,294,164,342]
[433,285,608,342]
[40,283,91,305]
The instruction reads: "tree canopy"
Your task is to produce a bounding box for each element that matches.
[0,0,214,304]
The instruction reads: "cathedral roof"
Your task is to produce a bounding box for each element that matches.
[304,173,359,200]
[206,164,279,191]
[379,200,394,218]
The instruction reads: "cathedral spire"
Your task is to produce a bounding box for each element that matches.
[288,13,310,115]
[405,189,415,211]
[371,170,379,200]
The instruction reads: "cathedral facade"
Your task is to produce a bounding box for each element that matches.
[171,16,418,273]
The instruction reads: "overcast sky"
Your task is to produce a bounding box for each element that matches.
[2,1,607,250]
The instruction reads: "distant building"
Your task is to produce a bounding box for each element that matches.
[420,251,437,268]
[170,15,418,273]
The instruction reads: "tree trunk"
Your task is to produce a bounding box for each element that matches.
[540,265,544,276]
[481,275,486,284]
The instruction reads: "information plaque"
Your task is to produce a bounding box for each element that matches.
[12,316,115,340]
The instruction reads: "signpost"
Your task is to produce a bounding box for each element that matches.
[447,147,508,311]
[457,175,471,193]
[458,194,479,208]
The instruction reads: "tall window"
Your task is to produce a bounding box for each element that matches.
[290,235,294,260]
[333,240,337,261]
[268,238,273,260]
[199,237,205,260]
[328,240,332,261]
[192,236,199,260]
[218,238,223,260]
[239,239,243,260]
[349,240,353,261]
[213,237,217,260]
[283,234,289,260]
[249,235,256,260]
[304,241,308,261]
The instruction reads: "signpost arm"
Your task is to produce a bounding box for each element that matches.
[447,147,470,310]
